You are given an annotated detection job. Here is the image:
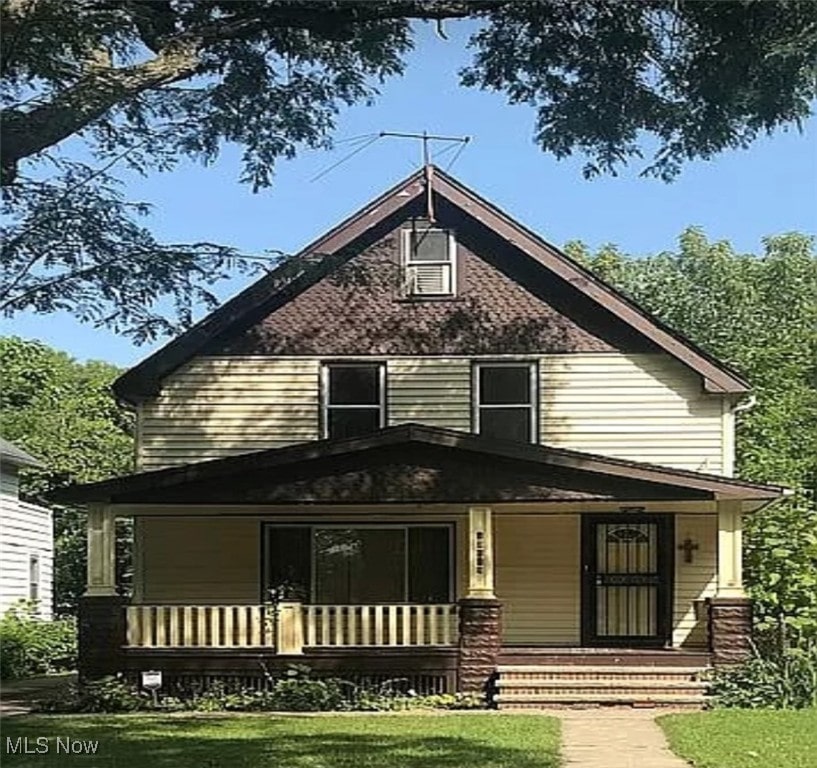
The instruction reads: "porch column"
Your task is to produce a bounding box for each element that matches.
[459,506,501,698]
[85,504,117,596]
[466,506,495,598]
[79,504,126,680]
[709,499,752,664]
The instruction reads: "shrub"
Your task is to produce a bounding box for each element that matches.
[709,639,817,709]
[745,491,817,648]
[35,667,486,714]
[38,676,148,713]
[0,603,77,680]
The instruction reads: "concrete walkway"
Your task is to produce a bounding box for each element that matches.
[553,709,690,768]
[0,673,76,716]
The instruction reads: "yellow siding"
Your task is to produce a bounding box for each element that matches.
[140,517,260,603]
[137,352,727,475]
[542,354,724,473]
[495,515,581,645]
[673,514,717,647]
[138,357,320,469]
[388,358,471,431]
[137,513,468,606]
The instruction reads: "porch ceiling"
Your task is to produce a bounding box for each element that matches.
[54,424,784,506]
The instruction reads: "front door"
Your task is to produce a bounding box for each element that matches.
[581,515,673,647]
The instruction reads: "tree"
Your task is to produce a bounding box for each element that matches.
[2,1,815,340]
[0,336,134,613]
[569,229,817,641]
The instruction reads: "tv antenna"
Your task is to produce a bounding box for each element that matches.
[379,131,470,222]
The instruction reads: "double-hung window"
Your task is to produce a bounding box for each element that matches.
[322,363,385,439]
[402,227,456,297]
[474,362,538,443]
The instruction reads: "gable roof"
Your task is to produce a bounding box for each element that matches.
[55,423,782,505]
[0,437,44,469]
[114,166,749,403]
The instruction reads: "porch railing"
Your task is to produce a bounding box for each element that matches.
[304,604,457,647]
[124,603,458,650]
[125,605,270,648]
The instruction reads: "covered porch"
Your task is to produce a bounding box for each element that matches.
[61,424,784,694]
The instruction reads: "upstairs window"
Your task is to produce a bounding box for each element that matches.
[402,227,456,297]
[474,363,537,443]
[322,363,385,439]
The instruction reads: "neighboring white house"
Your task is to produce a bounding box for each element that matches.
[0,437,53,618]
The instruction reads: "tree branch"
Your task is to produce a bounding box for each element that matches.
[1,1,505,184]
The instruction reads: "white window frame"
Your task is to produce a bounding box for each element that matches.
[28,553,40,602]
[473,361,539,444]
[401,227,457,297]
[321,362,386,439]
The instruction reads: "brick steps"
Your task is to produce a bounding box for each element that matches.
[495,662,711,709]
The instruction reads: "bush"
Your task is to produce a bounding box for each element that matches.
[0,603,77,680]
[36,666,486,714]
[709,639,817,709]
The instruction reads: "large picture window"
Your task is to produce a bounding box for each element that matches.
[474,362,537,443]
[264,525,452,604]
[322,363,385,439]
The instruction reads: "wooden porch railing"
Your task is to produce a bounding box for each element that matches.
[304,604,457,647]
[125,605,270,648]
[125,603,458,650]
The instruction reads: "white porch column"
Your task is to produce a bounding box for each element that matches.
[716,499,745,597]
[467,506,495,599]
[85,504,117,596]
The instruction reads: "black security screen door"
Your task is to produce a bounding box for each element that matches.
[581,515,673,646]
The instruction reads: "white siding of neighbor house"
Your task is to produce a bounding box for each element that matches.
[0,466,53,619]
[137,353,729,476]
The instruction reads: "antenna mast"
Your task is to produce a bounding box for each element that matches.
[379,131,470,223]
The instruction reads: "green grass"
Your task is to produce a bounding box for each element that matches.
[1,713,560,768]
[659,709,817,768]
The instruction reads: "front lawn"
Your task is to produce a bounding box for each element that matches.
[1,713,560,768]
[659,709,817,768]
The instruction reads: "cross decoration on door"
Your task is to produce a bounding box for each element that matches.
[678,537,699,564]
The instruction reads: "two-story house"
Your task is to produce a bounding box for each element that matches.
[60,166,784,707]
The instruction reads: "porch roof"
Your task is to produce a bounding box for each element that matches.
[55,424,784,506]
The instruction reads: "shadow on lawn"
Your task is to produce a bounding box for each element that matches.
[3,716,560,768]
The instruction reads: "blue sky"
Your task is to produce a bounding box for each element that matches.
[6,22,816,367]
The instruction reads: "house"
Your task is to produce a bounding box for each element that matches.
[0,438,53,619]
[59,166,784,706]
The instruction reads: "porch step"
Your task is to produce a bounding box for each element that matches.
[495,663,711,709]
[496,693,707,709]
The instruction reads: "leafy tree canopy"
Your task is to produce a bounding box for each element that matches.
[2,0,815,340]
[0,336,134,612]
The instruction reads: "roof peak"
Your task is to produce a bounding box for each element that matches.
[113,168,749,403]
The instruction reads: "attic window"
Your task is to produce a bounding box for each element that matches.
[402,227,456,297]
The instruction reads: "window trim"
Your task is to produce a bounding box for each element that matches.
[28,553,40,602]
[262,522,455,605]
[401,227,457,297]
[321,362,387,439]
[472,360,539,444]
